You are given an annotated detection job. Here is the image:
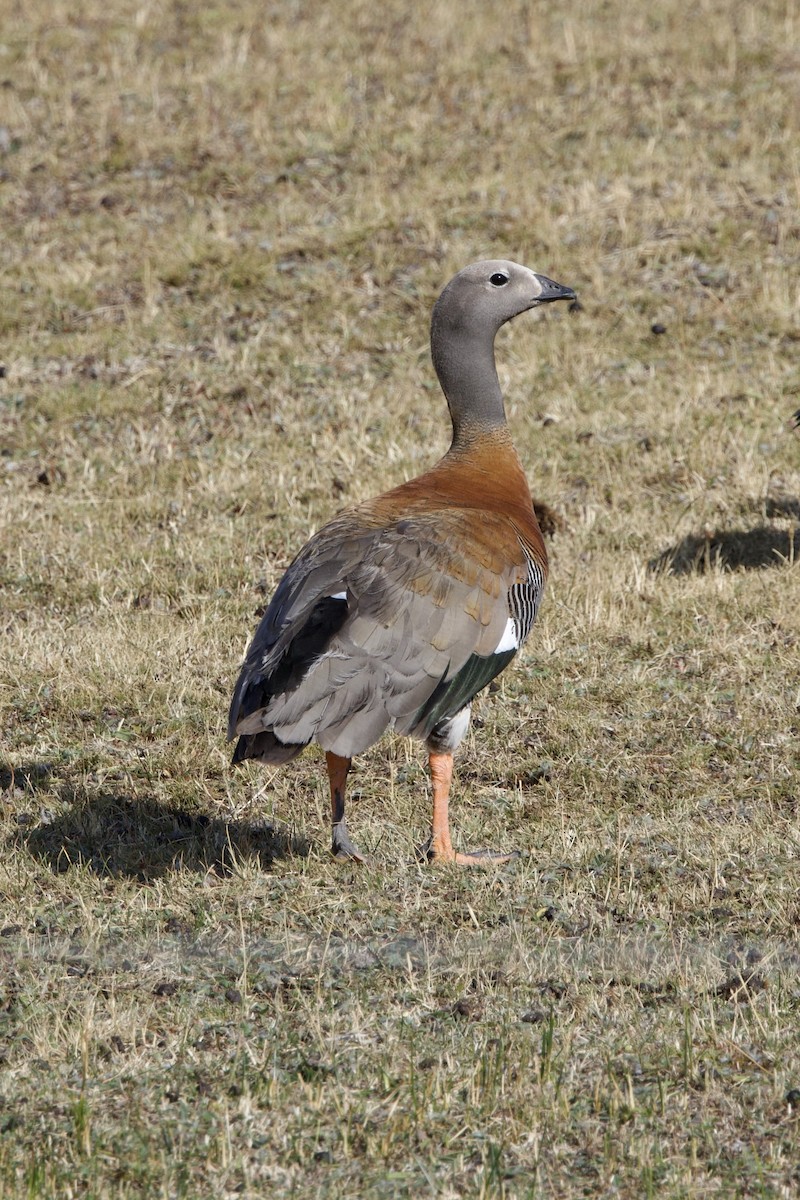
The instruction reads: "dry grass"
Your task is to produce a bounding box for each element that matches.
[1,0,800,1195]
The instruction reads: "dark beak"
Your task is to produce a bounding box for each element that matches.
[533,273,576,304]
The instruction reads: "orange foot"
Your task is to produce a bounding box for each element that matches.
[424,751,519,867]
[418,837,519,867]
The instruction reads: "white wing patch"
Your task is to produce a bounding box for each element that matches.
[494,616,520,654]
[428,704,472,752]
[329,591,347,600]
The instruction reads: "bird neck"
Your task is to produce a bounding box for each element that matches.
[430,322,507,448]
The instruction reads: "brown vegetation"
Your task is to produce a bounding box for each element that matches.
[1,0,799,1195]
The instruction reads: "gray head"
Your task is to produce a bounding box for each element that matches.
[433,260,575,338]
[430,259,575,442]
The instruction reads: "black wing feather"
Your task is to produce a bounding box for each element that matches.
[230,594,349,731]
[413,649,516,737]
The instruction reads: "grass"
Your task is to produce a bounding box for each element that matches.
[1,0,800,1195]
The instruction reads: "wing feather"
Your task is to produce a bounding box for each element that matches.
[229,505,546,759]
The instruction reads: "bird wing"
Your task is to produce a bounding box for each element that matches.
[228,506,545,757]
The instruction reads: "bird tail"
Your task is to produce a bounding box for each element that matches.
[232,731,307,765]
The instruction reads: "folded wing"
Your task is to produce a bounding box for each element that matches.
[229,508,545,761]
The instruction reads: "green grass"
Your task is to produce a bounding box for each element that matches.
[2,0,800,1195]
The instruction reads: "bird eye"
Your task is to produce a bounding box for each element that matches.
[489,272,509,286]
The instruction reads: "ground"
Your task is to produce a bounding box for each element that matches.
[1,1,800,1196]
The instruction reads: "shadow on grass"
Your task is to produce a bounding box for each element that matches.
[0,760,55,792]
[649,524,800,576]
[764,495,800,521]
[3,764,308,881]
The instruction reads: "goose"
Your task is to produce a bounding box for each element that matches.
[229,260,575,864]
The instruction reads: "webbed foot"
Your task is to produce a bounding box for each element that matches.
[417,837,519,867]
[331,819,370,864]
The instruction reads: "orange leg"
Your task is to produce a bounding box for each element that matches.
[325,752,368,864]
[425,751,517,867]
[427,751,457,860]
